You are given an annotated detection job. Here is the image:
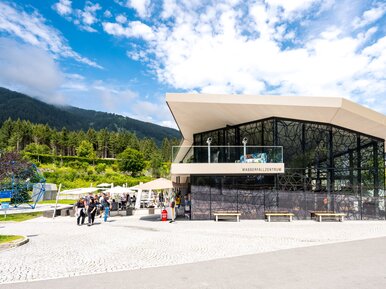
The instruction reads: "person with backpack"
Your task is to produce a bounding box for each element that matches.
[102,195,111,222]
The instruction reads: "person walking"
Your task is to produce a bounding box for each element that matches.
[75,197,86,226]
[87,198,97,226]
[99,193,104,218]
[102,195,111,222]
[170,197,176,223]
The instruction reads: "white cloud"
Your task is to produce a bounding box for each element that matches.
[128,98,176,128]
[75,1,102,32]
[266,0,323,19]
[125,0,151,18]
[0,2,101,68]
[52,0,72,16]
[60,77,176,128]
[53,1,102,33]
[103,21,155,41]
[0,38,65,104]
[116,14,127,24]
[352,3,386,29]
[104,10,112,18]
[92,83,138,111]
[107,0,386,114]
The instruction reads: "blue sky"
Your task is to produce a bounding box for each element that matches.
[0,0,386,128]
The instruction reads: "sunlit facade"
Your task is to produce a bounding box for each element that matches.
[167,94,386,220]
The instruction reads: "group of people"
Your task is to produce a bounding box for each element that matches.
[75,192,112,226]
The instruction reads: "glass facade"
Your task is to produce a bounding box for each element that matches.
[189,117,386,220]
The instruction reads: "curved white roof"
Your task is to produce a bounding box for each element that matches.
[166,94,386,145]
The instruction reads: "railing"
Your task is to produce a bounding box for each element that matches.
[172,146,283,164]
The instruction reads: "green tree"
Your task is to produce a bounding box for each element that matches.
[97,128,109,158]
[24,143,50,154]
[76,140,96,158]
[150,152,163,178]
[118,148,145,176]
[139,138,158,161]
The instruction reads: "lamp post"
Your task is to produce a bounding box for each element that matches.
[242,137,248,161]
[206,137,212,163]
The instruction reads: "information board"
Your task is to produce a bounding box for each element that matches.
[0,190,12,202]
[1,202,10,209]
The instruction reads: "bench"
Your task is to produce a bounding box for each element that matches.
[213,211,241,222]
[314,212,345,222]
[265,212,294,222]
[310,211,334,219]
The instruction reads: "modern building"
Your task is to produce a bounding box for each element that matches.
[167,94,386,220]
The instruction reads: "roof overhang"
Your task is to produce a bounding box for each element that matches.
[166,94,386,147]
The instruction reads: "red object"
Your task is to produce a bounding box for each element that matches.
[161,209,167,221]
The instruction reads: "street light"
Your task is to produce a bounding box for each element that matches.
[242,137,248,160]
[206,137,212,163]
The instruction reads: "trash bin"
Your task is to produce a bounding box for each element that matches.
[148,207,155,215]
[126,208,133,216]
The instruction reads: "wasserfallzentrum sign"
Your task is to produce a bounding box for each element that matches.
[171,163,285,175]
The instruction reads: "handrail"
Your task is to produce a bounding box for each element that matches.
[172,145,283,164]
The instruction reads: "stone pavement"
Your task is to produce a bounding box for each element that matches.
[3,236,386,289]
[1,215,386,284]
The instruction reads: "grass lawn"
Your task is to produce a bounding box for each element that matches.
[37,199,76,205]
[0,212,43,222]
[0,235,23,244]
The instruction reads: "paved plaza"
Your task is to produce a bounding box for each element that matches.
[3,236,386,289]
[1,215,386,285]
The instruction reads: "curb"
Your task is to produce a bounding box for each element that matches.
[0,236,29,252]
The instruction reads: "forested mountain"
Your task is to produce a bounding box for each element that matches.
[0,87,181,143]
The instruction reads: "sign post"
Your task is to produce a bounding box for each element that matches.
[53,184,62,219]
[1,202,10,218]
[0,191,12,219]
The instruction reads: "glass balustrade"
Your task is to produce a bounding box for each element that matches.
[172,146,283,164]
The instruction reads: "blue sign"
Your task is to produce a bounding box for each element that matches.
[1,202,10,209]
[0,191,12,199]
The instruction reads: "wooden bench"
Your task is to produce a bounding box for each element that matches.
[213,211,241,222]
[265,212,294,222]
[309,211,334,220]
[314,212,345,222]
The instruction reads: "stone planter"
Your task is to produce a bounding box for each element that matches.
[60,209,69,216]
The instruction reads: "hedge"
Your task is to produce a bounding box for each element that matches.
[23,153,116,166]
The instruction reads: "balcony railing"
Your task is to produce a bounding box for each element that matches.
[172,145,283,164]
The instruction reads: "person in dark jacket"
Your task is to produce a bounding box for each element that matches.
[75,197,86,225]
[87,198,97,226]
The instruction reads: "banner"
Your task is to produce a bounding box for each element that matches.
[0,190,12,202]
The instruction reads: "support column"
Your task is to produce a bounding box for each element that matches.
[349,150,354,193]
[327,128,334,212]
[357,135,362,220]
[373,142,379,197]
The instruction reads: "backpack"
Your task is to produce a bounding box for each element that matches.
[102,198,109,208]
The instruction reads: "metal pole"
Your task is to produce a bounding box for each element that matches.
[53,183,62,219]
[208,143,211,163]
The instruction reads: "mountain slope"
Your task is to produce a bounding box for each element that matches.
[0,87,181,143]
